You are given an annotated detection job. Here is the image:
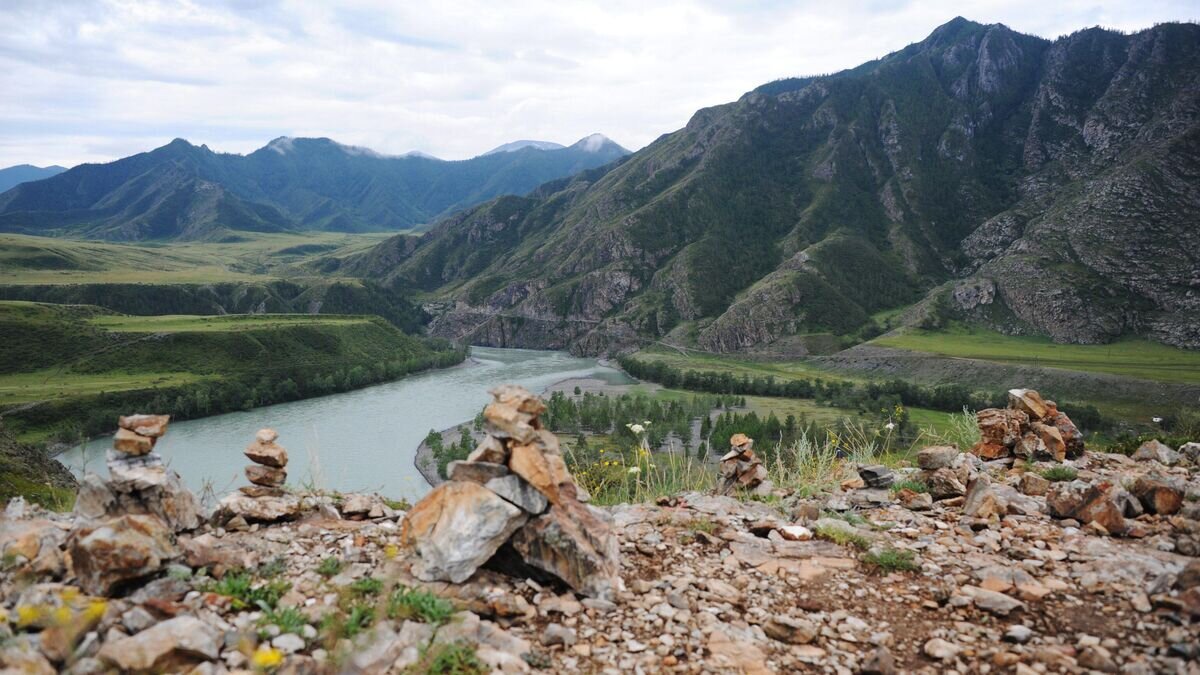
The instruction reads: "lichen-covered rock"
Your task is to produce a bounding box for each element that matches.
[1007,389,1049,420]
[1130,474,1184,515]
[401,481,528,583]
[976,408,1028,447]
[1132,440,1181,465]
[69,514,179,596]
[1046,480,1128,535]
[917,446,958,470]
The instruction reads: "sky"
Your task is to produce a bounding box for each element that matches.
[1,0,1196,167]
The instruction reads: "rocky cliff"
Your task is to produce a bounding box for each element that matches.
[353,18,1200,354]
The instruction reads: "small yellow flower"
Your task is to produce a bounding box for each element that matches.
[60,587,80,603]
[16,605,41,627]
[384,544,399,559]
[83,600,108,623]
[52,606,72,626]
[251,645,284,670]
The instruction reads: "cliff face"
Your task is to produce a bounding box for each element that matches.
[356,19,1200,354]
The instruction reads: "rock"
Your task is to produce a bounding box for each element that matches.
[977,408,1027,447]
[1047,409,1085,458]
[447,460,510,484]
[0,518,67,576]
[0,639,56,675]
[1018,472,1050,496]
[255,428,278,443]
[993,484,1042,516]
[707,630,771,675]
[1132,440,1181,465]
[1007,389,1049,420]
[917,446,958,470]
[485,474,549,515]
[963,477,1007,519]
[339,493,375,517]
[861,646,896,675]
[969,441,1009,460]
[897,489,933,511]
[483,384,544,443]
[510,499,620,600]
[1130,474,1184,515]
[97,616,219,673]
[509,441,571,504]
[271,633,305,654]
[1046,480,1127,535]
[1030,422,1066,462]
[119,414,170,438]
[541,623,576,647]
[113,428,155,455]
[70,514,179,596]
[401,481,528,583]
[1077,645,1118,673]
[961,585,1026,616]
[1004,625,1034,644]
[926,467,967,499]
[717,437,768,495]
[763,615,818,644]
[1180,442,1200,463]
[244,441,288,468]
[1178,560,1200,590]
[468,435,509,464]
[857,465,894,489]
[245,464,286,487]
[924,638,960,660]
[778,524,813,540]
[214,492,303,523]
[238,485,285,498]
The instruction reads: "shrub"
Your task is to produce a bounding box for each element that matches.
[204,571,290,610]
[258,606,308,637]
[861,548,919,573]
[388,586,455,625]
[316,557,343,578]
[413,641,486,675]
[1040,465,1078,482]
[890,479,929,494]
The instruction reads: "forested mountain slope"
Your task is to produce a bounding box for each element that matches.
[0,135,628,240]
[353,18,1200,354]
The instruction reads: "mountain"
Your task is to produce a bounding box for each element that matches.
[351,18,1200,353]
[0,164,66,193]
[484,140,567,154]
[0,135,630,241]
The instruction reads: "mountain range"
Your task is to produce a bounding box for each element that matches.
[347,18,1200,353]
[0,135,628,240]
[0,164,66,193]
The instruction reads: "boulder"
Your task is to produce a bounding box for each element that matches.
[1013,431,1044,460]
[510,499,621,600]
[509,442,571,504]
[925,467,967,500]
[963,476,1007,519]
[1130,474,1184,515]
[1132,440,1181,465]
[0,518,67,576]
[75,461,200,535]
[245,464,287,487]
[485,474,549,515]
[1046,409,1085,458]
[483,384,544,443]
[1046,480,1127,535]
[469,435,509,464]
[1007,389,1050,421]
[897,489,933,511]
[401,481,528,583]
[977,408,1028,447]
[118,414,171,438]
[214,492,303,523]
[70,514,179,596]
[1018,472,1050,496]
[1180,442,1200,463]
[917,446,958,470]
[97,616,220,673]
[763,616,818,644]
[448,460,510,484]
[969,441,1009,460]
[113,428,155,455]
[857,465,895,489]
[1030,423,1066,462]
[244,441,288,468]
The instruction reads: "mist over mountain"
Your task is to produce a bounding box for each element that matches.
[351,18,1200,353]
[0,165,67,193]
[0,135,629,241]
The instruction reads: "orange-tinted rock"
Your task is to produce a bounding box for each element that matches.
[118,414,170,438]
[1031,423,1066,462]
[255,428,278,443]
[509,441,572,504]
[468,435,509,464]
[1046,480,1127,535]
[244,441,288,468]
[510,499,620,600]
[1130,475,1184,515]
[977,408,1027,447]
[245,464,286,487]
[969,441,1009,460]
[1007,389,1050,421]
[70,514,179,596]
[1047,411,1085,458]
[113,428,155,455]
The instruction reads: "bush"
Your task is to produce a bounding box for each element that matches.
[861,548,919,573]
[1040,465,1078,482]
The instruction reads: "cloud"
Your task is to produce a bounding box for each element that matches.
[0,0,1196,167]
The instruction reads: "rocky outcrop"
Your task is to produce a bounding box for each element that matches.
[971,389,1084,462]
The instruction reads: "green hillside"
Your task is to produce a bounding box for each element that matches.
[0,301,464,441]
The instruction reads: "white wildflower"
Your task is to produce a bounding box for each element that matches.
[884,422,896,431]
[628,423,645,435]
[627,466,641,474]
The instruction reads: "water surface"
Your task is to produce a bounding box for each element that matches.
[59,347,631,502]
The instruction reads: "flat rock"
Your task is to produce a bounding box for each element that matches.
[1132,439,1181,465]
[448,460,510,484]
[917,445,958,470]
[97,616,219,672]
[216,492,303,523]
[245,464,287,487]
[468,435,509,464]
[118,414,171,438]
[485,474,549,514]
[244,440,288,468]
[113,428,155,455]
[401,481,528,583]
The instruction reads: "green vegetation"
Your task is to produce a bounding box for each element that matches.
[317,557,344,578]
[411,642,486,675]
[0,423,76,510]
[861,548,919,573]
[203,570,291,611]
[874,327,1200,385]
[0,301,465,442]
[349,576,384,597]
[890,479,929,494]
[258,606,309,637]
[1039,466,1078,482]
[387,586,455,625]
[812,523,872,551]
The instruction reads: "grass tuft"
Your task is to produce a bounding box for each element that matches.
[1039,465,1078,482]
[813,523,871,550]
[410,641,486,675]
[388,586,455,625]
[861,548,919,573]
[316,557,343,578]
[890,479,929,494]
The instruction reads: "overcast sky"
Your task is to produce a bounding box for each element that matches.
[1,1,1195,167]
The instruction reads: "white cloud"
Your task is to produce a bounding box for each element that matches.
[0,0,1195,166]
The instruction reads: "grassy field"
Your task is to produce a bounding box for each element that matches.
[90,313,375,332]
[633,348,859,385]
[0,231,392,285]
[873,326,1200,385]
[0,371,206,406]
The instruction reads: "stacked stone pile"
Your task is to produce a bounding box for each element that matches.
[717,433,770,496]
[401,385,621,600]
[972,388,1084,461]
[215,428,303,524]
[74,414,200,533]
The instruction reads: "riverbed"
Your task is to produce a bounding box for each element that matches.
[57,347,633,502]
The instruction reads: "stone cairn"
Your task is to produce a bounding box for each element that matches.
[401,385,621,600]
[717,433,770,496]
[74,414,200,534]
[972,388,1084,462]
[214,428,302,524]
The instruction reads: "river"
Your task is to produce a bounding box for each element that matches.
[57,347,633,502]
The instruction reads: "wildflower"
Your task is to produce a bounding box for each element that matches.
[627,467,641,474]
[627,423,645,435]
[643,420,651,426]
[15,605,41,627]
[52,606,72,626]
[384,544,399,559]
[60,587,80,603]
[82,600,107,623]
[884,422,896,431]
[251,645,284,670]
[1152,416,1163,423]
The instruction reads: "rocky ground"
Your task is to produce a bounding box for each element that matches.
[1,392,1198,674]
